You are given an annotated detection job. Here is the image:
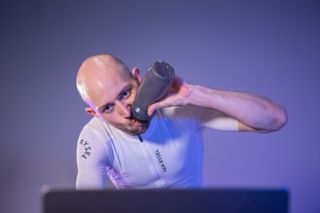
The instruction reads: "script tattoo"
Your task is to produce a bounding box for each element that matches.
[79,139,91,159]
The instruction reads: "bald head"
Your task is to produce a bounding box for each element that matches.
[76,54,132,106]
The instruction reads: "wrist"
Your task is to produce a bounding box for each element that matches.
[185,84,201,106]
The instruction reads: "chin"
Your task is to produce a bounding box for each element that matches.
[126,123,149,135]
[127,127,147,135]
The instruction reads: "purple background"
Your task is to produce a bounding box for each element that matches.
[1,0,319,213]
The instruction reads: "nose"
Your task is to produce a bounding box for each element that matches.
[115,100,131,118]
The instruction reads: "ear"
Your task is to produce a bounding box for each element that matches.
[85,107,97,117]
[131,67,142,85]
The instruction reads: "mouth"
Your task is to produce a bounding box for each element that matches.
[127,113,149,124]
[127,118,140,125]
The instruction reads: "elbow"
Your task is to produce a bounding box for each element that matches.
[270,106,288,132]
[277,107,288,130]
[246,105,288,133]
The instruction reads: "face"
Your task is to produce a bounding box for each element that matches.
[88,68,149,135]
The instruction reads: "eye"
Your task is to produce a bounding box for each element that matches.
[119,88,131,100]
[103,104,114,113]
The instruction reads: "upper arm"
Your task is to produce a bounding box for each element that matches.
[76,126,110,189]
[199,107,270,133]
[200,108,239,131]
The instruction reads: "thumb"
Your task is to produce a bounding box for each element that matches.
[148,100,168,116]
[147,95,178,116]
[147,103,158,117]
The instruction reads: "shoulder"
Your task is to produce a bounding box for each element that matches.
[157,106,203,132]
[77,117,113,150]
[80,117,111,139]
[77,117,113,162]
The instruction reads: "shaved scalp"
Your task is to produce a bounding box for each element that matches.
[76,54,132,104]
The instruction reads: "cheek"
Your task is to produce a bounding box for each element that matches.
[129,89,138,102]
[100,113,125,126]
[101,113,117,123]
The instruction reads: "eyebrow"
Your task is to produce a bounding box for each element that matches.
[98,84,132,113]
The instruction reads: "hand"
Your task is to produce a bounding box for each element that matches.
[147,75,192,116]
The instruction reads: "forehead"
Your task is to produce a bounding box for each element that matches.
[90,70,133,109]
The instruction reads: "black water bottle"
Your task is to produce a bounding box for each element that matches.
[131,61,175,122]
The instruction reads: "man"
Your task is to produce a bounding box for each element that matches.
[75,54,287,189]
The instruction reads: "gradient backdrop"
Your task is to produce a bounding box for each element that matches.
[1,0,319,213]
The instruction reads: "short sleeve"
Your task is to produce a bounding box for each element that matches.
[199,107,239,131]
[162,105,239,131]
[76,124,111,189]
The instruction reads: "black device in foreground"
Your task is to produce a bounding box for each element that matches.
[130,61,175,122]
[42,188,289,213]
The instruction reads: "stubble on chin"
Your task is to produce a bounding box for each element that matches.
[126,122,149,135]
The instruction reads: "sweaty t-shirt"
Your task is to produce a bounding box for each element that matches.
[76,105,238,189]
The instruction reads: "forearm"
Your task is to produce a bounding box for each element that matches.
[187,84,288,132]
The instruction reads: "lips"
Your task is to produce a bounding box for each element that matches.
[127,118,142,127]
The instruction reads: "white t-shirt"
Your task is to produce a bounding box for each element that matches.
[76,105,238,189]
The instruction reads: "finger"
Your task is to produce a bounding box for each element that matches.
[148,95,178,116]
[148,103,156,116]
